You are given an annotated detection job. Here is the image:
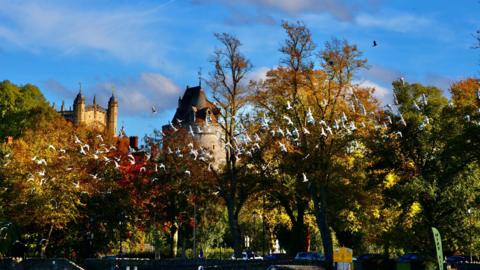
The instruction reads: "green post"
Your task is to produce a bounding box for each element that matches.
[432,227,444,270]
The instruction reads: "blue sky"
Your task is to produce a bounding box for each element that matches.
[0,0,478,138]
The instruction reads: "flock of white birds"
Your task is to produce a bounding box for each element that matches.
[1,81,479,245]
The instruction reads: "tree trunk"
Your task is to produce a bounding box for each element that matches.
[291,213,308,253]
[170,221,178,257]
[312,187,333,270]
[227,200,241,258]
[42,223,54,258]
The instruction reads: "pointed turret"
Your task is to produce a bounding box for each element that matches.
[61,100,65,112]
[107,91,118,138]
[74,84,85,105]
[73,86,85,124]
[109,92,118,105]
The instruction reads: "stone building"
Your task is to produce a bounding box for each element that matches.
[58,90,118,137]
[162,85,225,168]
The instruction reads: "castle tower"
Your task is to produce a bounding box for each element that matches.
[163,85,225,169]
[73,89,85,125]
[107,92,118,137]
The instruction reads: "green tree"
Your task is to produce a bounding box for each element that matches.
[369,79,480,257]
[0,80,55,139]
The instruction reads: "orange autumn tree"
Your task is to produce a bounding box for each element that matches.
[0,116,103,256]
[450,77,480,109]
[251,22,383,268]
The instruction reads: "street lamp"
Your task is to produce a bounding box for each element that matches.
[262,195,266,256]
[193,200,197,259]
[467,208,473,263]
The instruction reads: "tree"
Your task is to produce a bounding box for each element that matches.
[369,79,480,257]
[250,21,316,255]
[0,80,55,139]
[252,22,379,268]
[207,32,256,257]
[0,117,93,256]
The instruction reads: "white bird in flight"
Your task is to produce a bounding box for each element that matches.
[320,127,327,137]
[159,163,166,171]
[279,142,287,153]
[420,94,428,106]
[412,101,421,111]
[36,159,47,166]
[169,122,178,132]
[74,135,82,145]
[306,107,315,125]
[189,125,195,137]
[283,115,294,126]
[286,101,293,110]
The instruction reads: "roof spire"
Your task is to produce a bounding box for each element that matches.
[109,85,117,104]
[198,67,202,87]
[78,82,82,94]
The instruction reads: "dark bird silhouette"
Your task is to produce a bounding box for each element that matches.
[373,40,378,47]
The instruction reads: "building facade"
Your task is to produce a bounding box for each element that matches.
[162,85,225,168]
[58,90,118,137]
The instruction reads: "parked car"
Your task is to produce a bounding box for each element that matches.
[231,251,263,260]
[446,255,468,266]
[266,266,324,270]
[264,253,291,260]
[397,253,425,270]
[397,253,423,263]
[355,254,395,270]
[294,251,325,261]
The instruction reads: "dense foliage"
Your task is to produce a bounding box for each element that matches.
[0,22,478,269]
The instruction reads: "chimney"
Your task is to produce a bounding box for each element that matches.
[150,143,158,160]
[129,136,139,150]
[5,136,13,145]
[116,136,129,154]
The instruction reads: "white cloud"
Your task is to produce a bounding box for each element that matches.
[356,80,392,105]
[0,1,168,66]
[361,65,403,85]
[355,13,431,33]
[195,0,370,22]
[43,79,76,99]
[424,73,454,92]
[252,0,352,20]
[92,73,182,116]
[245,66,271,82]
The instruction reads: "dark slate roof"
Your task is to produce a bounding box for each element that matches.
[172,86,219,124]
